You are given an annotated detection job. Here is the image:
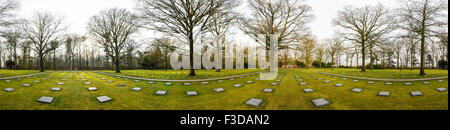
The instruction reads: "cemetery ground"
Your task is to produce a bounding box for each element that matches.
[0,69,447,110]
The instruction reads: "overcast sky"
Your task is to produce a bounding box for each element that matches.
[16,0,401,42]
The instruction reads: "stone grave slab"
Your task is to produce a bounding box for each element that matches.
[368,81,375,84]
[404,83,413,86]
[201,82,209,85]
[410,91,423,96]
[155,90,167,95]
[57,82,64,85]
[5,80,11,82]
[187,91,198,96]
[436,88,447,92]
[245,81,254,84]
[352,88,363,93]
[147,82,155,84]
[299,83,307,86]
[116,84,126,87]
[214,88,225,93]
[262,88,273,93]
[84,82,91,85]
[334,84,343,87]
[217,80,224,83]
[4,88,15,92]
[88,87,98,91]
[245,98,263,107]
[184,83,192,86]
[438,80,443,82]
[297,79,304,82]
[107,81,113,83]
[132,87,142,91]
[51,87,61,91]
[96,96,112,103]
[22,84,32,87]
[37,96,54,104]
[323,81,331,83]
[423,82,430,84]
[271,83,279,86]
[311,98,330,107]
[233,84,242,87]
[317,78,323,80]
[304,89,314,93]
[378,91,390,97]
[165,83,173,86]
[385,82,393,85]
[353,80,359,82]
[33,81,40,83]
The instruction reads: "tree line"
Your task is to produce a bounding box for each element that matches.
[0,0,447,76]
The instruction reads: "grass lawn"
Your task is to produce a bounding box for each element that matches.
[313,68,448,79]
[0,70,40,78]
[99,69,263,80]
[0,69,447,110]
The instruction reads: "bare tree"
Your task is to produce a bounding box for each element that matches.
[0,26,21,69]
[18,40,31,69]
[124,39,140,68]
[315,43,325,68]
[152,37,177,70]
[398,0,447,75]
[0,0,18,27]
[326,38,344,69]
[333,4,395,72]
[21,11,66,72]
[299,35,315,69]
[87,8,139,73]
[207,0,239,72]
[65,34,86,71]
[240,0,313,56]
[137,0,234,76]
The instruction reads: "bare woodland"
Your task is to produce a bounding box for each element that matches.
[0,0,448,76]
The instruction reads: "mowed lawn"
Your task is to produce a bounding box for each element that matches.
[99,69,262,80]
[0,69,447,110]
[0,70,40,78]
[313,68,448,79]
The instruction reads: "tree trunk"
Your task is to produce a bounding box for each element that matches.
[115,55,121,73]
[39,54,44,72]
[361,41,366,72]
[420,30,426,75]
[369,45,374,70]
[188,31,196,76]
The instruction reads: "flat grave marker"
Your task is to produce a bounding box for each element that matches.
[214,88,225,93]
[378,91,390,97]
[262,88,274,93]
[96,96,112,103]
[304,89,314,93]
[37,96,54,104]
[186,91,199,96]
[155,90,167,95]
[245,98,263,107]
[410,91,423,96]
[4,88,15,92]
[311,98,330,107]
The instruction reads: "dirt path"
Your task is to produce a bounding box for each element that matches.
[317,72,448,82]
